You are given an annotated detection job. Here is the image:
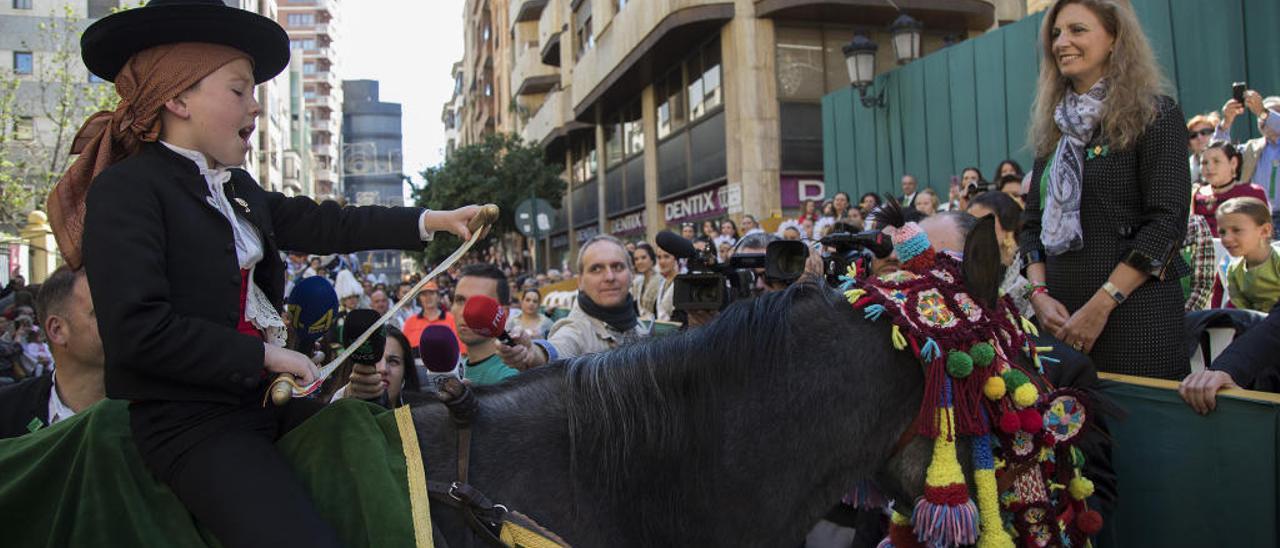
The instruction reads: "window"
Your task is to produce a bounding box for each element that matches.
[604,119,623,167]
[484,83,492,97]
[303,62,316,74]
[656,68,685,140]
[13,0,32,9]
[700,39,723,113]
[13,52,33,75]
[287,13,315,26]
[574,0,593,61]
[623,100,644,156]
[14,117,34,141]
[290,39,317,50]
[482,22,491,42]
[571,136,597,184]
[775,27,825,102]
[303,87,317,99]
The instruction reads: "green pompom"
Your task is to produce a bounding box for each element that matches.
[968,342,996,367]
[1002,370,1030,390]
[946,350,974,378]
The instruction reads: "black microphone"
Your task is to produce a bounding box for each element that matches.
[342,308,388,406]
[419,324,464,389]
[656,230,698,260]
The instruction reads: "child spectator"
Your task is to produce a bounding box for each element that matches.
[1218,197,1280,312]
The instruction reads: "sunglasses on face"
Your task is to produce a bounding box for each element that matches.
[1188,128,1215,139]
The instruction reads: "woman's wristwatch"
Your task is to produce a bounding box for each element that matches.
[1101,281,1128,305]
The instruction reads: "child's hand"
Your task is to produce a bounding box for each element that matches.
[423,205,487,240]
[263,344,319,385]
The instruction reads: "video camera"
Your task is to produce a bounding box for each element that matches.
[656,231,801,311]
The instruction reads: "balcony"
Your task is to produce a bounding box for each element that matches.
[754,0,996,31]
[522,86,589,150]
[512,42,559,96]
[538,0,564,66]
[569,0,735,120]
[510,0,548,27]
[310,116,339,135]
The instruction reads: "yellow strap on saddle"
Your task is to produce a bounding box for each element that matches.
[499,519,567,548]
[396,405,435,548]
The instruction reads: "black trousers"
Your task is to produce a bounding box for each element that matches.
[129,386,341,548]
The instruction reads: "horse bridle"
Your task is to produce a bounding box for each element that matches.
[427,377,569,547]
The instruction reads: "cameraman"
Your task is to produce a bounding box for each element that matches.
[682,233,823,328]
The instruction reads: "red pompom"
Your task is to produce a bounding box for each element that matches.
[1019,408,1043,433]
[1077,510,1104,536]
[999,411,1021,434]
[1038,431,1058,448]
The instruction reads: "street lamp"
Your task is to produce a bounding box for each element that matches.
[843,34,885,109]
[889,13,923,65]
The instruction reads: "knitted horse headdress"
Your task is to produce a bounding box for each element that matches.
[843,198,1101,547]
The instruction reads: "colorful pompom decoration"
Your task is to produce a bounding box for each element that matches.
[1001,370,1030,390]
[998,411,1021,434]
[1013,383,1039,408]
[969,342,996,367]
[947,351,974,378]
[1018,408,1043,433]
[984,376,1007,400]
[1076,510,1104,536]
[914,380,980,547]
[1069,476,1095,501]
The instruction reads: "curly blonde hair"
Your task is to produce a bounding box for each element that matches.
[1029,0,1170,158]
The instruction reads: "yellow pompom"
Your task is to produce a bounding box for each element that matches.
[890,510,912,526]
[845,263,860,280]
[844,288,866,304]
[1069,477,1095,500]
[1013,383,1039,408]
[984,375,1007,400]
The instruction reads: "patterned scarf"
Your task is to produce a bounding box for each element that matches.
[46,43,251,269]
[1042,79,1107,256]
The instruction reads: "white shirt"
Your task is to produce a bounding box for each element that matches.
[161,142,264,268]
[47,372,76,426]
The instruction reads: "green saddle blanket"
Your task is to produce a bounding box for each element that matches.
[0,399,431,547]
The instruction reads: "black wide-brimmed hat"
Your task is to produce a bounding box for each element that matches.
[81,0,290,83]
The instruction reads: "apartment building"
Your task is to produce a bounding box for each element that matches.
[278,0,343,201]
[452,0,1028,267]
[341,79,404,281]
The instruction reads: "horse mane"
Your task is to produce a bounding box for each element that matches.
[560,282,827,530]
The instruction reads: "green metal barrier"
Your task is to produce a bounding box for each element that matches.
[1097,373,1280,547]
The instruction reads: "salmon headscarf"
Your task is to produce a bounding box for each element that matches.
[47,43,252,269]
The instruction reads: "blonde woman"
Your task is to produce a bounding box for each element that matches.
[1018,0,1190,379]
[914,188,941,217]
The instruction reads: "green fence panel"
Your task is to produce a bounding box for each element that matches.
[924,52,954,191]
[1132,0,1178,99]
[948,41,980,176]
[833,88,859,197]
[853,89,881,196]
[873,79,895,198]
[822,92,840,192]
[900,65,930,186]
[973,33,1009,176]
[1244,0,1280,142]
[1002,12,1042,170]
[1170,0,1248,137]
[1098,380,1280,547]
[885,73,906,195]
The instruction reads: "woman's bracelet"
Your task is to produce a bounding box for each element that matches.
[1025,282,1049,300]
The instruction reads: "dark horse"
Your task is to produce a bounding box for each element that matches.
[410,279,940,547]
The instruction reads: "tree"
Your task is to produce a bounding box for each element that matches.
[0,5,120,231]
[415,132,564,263]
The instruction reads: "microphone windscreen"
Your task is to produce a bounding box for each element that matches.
[419,324,461,373]
[285,276,339,348]
[655,230,697,260]
[343,309,385,365]
[461,294,508,338]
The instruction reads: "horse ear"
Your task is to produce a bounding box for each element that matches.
[963,216,1006,308]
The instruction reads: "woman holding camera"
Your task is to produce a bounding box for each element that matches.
[1019,0,1190,379]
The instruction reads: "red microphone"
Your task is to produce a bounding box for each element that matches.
[462,294,514,345]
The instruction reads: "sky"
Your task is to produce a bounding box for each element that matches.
[341,0,465,190]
